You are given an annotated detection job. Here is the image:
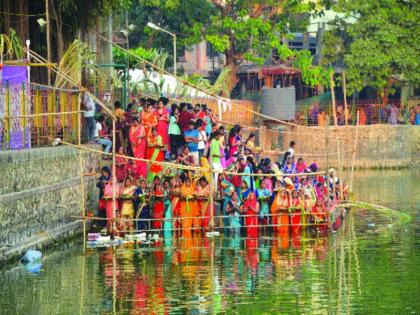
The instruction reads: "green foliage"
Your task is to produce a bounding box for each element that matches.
[127,0,214,54]
[113,46,157,68]
[58,0,131,31]
[0,28,24,61]
[126,1,327,89]
[326,0,420,95]
[293,50,330,87]
[55,39,105,88]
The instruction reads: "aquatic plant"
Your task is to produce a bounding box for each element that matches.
[340,201,412,225]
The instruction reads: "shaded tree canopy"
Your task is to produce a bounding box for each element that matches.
[126,0,329,91]
[324,0,420,96]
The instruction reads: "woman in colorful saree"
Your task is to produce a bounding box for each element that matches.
[135,179,150,231]
[244,191,259,238]
[103,173,119,234]
[228,124,243,158]
[311,198,328,233]
[151,179,165,231]
[196,176,210,230]
[256,179,271,229]
[271,181,290,235]
[225,190,242,235]
[295,157,307,174]
[162,179,173,232]
[115,146,128,182]
[221,178,235,228]
[120,176,137,234]
[179,176,197,233]
[171,178,182,234]
[155,99,170,151]
[289,189,304,234]
[142,103,158,136]
[129,117,147,178]
[146,128,164,183]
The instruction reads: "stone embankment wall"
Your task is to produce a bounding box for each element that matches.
[280,125,420,169]
[0,146,99,262]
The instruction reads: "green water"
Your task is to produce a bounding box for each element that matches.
[1,170,419,314]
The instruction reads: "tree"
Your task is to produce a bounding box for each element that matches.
[325,0,420,97]
[127,0,328,94]
[50,0,131,60]
[126,0,215,69]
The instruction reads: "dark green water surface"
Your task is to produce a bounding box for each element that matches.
[1,169,419,314]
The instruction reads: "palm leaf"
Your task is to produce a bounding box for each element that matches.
[54,39,105,89]
[9,29,23,60]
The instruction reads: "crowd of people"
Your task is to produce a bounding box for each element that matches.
[296,102,420,126]
[92,96,348,238]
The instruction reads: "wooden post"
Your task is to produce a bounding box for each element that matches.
[79,151,86,249]
[342,71,348,125]
[78,250,86,315]
[112,118,117,234]
[330,71,338,127]
[77,91,86,249]
[336,133,344,201]
[325,117,331,213]
[350,111,360,191]
[46,0,51,85]
[209,164,215,230]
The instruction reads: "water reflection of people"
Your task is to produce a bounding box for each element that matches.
[96,229,331,314]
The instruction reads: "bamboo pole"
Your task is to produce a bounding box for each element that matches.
[77,92,86,249]
[209,165,215,230]
[350,111,360,191]
[112,119,117,235]
[79,150,86,250]
[46,0,51,85]
[7,110,83,119]
[330,71,338,127]
[78,251,86,315]
[325,117,331,222]
[342,71,348,125]
[52,137,332,178]
[336,133,344,201]
[112,248,117,315]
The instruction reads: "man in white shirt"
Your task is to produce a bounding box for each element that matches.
[287,140,296,157]
[83,92,96,143]
[94,116,112,155]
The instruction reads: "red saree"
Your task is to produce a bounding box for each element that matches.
[129,125,147,178]
[244,194,259,238]
[155,107,169,150]
[152,189,164,230]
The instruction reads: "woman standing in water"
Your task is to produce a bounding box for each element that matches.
[225,191,243,235]
[196,176,211,230]
[152,179,165,231]
[244,192,259,238]
[162,179,173,233]
[120,176,137,234]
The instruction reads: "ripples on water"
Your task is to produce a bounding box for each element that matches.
[0,170,419,314]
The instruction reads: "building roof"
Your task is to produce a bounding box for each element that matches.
[238,65,300,76]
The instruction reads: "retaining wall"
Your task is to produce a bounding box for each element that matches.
[0,146,99,262]
[279,124,420,169]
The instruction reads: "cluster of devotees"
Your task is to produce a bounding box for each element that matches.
[90,96,348,237]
